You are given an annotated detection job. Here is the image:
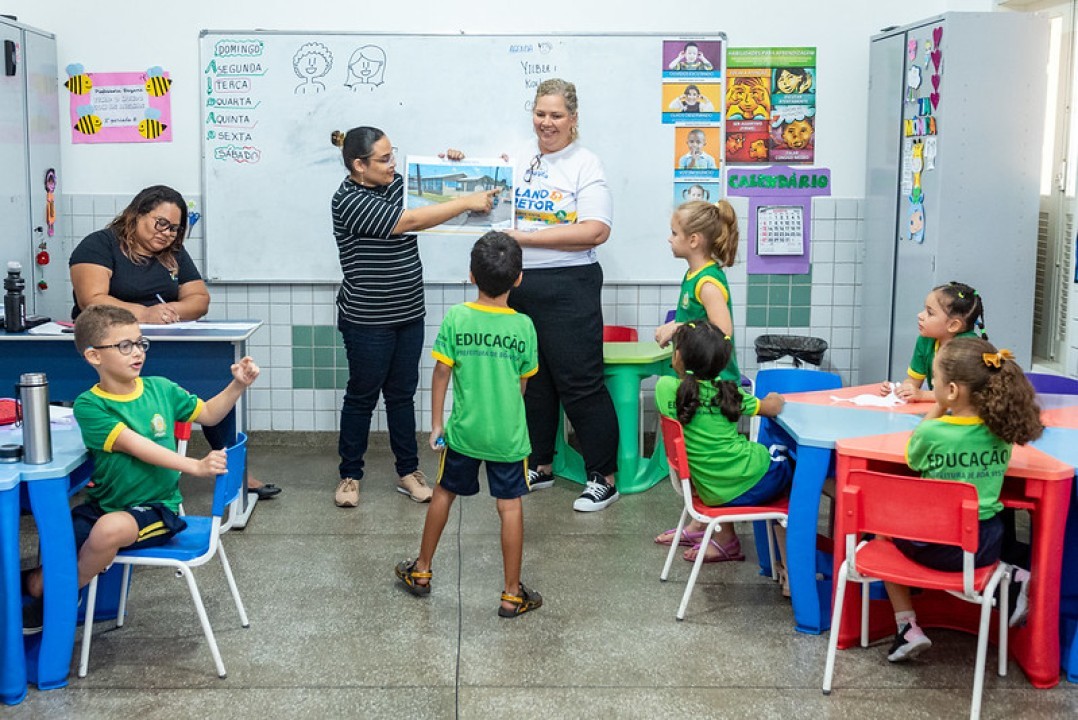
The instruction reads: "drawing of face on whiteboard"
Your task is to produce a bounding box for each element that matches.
[345,45,387,89]
[293,42,333,95]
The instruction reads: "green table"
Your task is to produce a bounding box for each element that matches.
[553,341,674,494]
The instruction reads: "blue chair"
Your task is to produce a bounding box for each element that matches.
[1025,372,1078,395]
[751,368,842,577]
[78,434,250,679]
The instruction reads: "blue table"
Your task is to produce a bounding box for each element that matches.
[769,402,922,634]
[0,423,90,704]
[1030,427,1078,683]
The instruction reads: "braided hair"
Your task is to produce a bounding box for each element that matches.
[672,321,743,426]
[934,281,987,339]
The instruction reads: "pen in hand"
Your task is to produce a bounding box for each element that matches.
[154,294,178,324]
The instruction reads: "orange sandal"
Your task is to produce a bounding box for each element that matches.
[395,559,432,596]
[498,582,543,618]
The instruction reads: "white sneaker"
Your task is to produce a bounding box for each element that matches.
[335,478,359,508]
[397,471,433,503]
[572,475,619,512]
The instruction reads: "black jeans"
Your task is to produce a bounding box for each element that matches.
[337,317,423,480]
[509,263,618,477]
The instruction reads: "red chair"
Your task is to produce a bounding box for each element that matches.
[658,416,789,620]
[602,325,638,342]
[822,470,1011,720]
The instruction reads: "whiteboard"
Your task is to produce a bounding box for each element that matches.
[199,31,725,283]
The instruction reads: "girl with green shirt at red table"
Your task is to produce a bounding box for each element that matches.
[880,281,986,403]
[655,199,744,384]
[653,322,789,569]
[883,336,1043,663]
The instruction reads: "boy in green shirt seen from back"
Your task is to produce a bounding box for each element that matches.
[395,231,542,618]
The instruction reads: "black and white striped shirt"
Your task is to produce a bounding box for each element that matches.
[331,175,425,325]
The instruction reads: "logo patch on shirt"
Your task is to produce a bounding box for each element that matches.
[151,413,167,438]
[680,292,690,309]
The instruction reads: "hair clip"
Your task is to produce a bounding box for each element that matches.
[684,369,695,376]
[982,349,1014,369]
[723,335,731,341]
[957,292,965,299]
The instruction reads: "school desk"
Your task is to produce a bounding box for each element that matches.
[1028,427,1078,683]
[0,321,262,526]
[0,422,91,703]
[833,431,1074,689]
[782,383,934,414]
[767,401,923,634]
[553,341,673,494]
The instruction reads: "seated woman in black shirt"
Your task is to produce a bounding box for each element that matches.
[68,185,280,498]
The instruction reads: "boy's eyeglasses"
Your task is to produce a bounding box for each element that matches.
[153,217,181,235]
[93,337,151,355]
[523,154,541,183]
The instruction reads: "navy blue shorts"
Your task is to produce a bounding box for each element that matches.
[893,514,1003,571]
[724,445,793,507]
[437,446,529,499]
[71,502,187,553]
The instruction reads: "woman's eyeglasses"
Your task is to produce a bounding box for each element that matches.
[369,147,398,165]
[523,154,542,183]
[153,217,181,235]
[92,337,151,355]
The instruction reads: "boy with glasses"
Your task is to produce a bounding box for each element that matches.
[20,304,258,631]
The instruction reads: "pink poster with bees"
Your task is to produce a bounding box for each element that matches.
[64,65,173,144]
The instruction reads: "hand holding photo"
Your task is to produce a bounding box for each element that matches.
[404,156,513,234]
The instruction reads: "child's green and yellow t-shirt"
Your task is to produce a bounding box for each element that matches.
[432,302,538,463]
[73,376,203,513]
[905,415,1011,519]
[655,375,764,506]
[907,330,978,388]
[674,261,740,383]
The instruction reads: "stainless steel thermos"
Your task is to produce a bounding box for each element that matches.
[16,372,52,464]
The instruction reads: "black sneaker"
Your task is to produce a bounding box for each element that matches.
[527,467,555,491]
[22,596,43,636]
[572,473,619,512]
[887,622,932,662]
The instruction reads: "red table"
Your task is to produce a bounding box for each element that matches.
[834,431,1074,689]
[784,383,933,414]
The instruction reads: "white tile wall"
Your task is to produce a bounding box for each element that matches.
[62,195,866,431]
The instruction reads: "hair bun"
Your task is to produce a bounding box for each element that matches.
[330,130,345,148]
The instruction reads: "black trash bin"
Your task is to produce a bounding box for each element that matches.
[754,334,828,368]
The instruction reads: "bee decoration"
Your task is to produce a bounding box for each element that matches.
[73,104,102,135]
[138,108,168,140]
[144,66,172,97]
[64,63,92,95]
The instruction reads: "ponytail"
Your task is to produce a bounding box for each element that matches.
[937,338,1043,445]
[671,321,742,424]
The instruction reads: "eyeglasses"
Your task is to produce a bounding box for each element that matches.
[523,154,542,183]
[92,337,151,355]
[153,217,181,235]
[368,146,397,165]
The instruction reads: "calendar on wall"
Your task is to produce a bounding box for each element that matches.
[756,205,804,256]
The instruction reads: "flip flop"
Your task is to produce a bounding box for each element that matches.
[683,538,745,563]
[654,528,705,547]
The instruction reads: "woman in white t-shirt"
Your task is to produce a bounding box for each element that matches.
[504,78,620,512]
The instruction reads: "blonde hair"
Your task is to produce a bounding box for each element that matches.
[535,78,579,141]
[675,199,739,267]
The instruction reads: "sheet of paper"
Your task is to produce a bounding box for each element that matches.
[829,392,906,408]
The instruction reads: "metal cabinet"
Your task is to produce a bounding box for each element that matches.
[860,12,1048,380]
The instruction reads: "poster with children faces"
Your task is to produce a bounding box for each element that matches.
[673,181,721,208]
[662,81,722,124]
[726,47,816,165]
[662,39,723,79]
[673,126,721,179]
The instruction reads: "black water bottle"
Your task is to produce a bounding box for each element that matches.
[4,261,27,333]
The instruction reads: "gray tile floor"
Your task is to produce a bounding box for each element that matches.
[12,435,1078,719]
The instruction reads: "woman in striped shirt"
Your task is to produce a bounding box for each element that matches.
[329,127,496,509]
